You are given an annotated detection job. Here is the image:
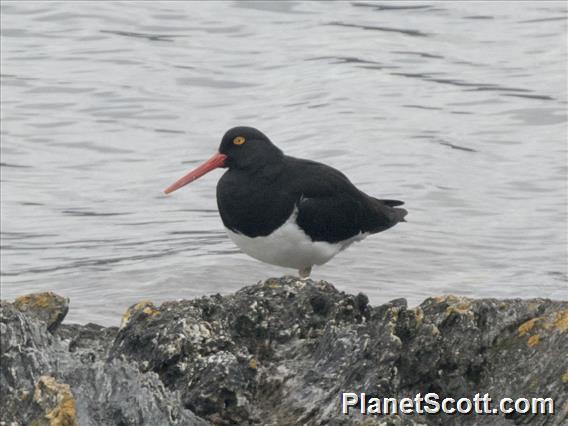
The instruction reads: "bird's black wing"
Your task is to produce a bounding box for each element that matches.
[285,157,406,243]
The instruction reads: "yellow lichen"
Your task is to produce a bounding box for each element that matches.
[527,334,540,347]
[518,318,540,336]
[15,293,57,309]
[32,376,77,426]
[517,309,568,340]
[411,307,424,324]
[265,280,281,289]
[142,306,160,317]
[121,311,132,327]
[431,295,461,304]
[132,300,154,310]
[120,300,159,328]
[436,295,473,318]
[552,310,568,332]
[384,306,401,326]
[46,395,76,426]
[446,301,472,316]
[248,358,258,370]
[562,368,568,384]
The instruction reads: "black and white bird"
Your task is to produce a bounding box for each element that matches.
[164,127,407,278]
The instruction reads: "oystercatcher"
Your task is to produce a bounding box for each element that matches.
[164,127,407,278]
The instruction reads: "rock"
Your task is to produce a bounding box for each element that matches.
[13,292,69,333]
[0,297,208,426]
[57,322,118,363]
[1,277,566,425]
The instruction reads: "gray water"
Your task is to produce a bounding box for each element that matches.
[1,1,567,326]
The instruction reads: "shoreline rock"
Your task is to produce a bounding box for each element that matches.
[1,277,566,425]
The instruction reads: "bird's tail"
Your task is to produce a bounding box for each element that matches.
[393,206,408,222]
[381,199,405,207]
[376,198,408,223]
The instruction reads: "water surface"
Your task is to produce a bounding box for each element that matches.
[1,1,567,325]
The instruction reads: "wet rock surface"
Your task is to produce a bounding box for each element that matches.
[1,277,566,425]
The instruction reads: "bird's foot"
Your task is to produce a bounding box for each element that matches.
[298,266,312,281]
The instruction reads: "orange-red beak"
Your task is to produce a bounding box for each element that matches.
[164,152,227,194]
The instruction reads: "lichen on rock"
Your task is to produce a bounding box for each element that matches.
[14,292,69,333]
[30,376,77,426]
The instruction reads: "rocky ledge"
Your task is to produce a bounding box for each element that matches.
[1,277,567,425]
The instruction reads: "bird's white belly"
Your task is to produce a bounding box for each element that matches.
[225,212,368,270]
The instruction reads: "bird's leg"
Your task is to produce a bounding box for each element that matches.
[298,266,312,281]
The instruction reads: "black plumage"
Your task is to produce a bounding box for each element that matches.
[216,127,407,243]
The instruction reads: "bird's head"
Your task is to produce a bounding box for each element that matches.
[219,126,283,170]
[164,126,282,194]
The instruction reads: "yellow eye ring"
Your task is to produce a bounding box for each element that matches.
[233,136,246,145]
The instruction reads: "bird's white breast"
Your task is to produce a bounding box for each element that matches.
[225,209,368,270]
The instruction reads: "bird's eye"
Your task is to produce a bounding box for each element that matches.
[233,136,246,146]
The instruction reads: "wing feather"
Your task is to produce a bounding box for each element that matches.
[286,157,406,243]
